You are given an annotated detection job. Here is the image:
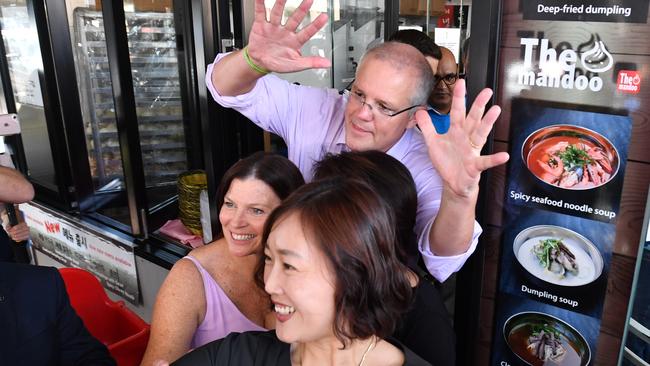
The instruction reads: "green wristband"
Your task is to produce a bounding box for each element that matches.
[243,46,269,75]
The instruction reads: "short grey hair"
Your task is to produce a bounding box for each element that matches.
[359,41,434,116]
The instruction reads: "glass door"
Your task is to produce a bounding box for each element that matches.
[0,1,56,190]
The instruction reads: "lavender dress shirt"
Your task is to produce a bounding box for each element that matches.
[205,54,481,282]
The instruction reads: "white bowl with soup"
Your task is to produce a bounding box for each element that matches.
[513,225,603,287]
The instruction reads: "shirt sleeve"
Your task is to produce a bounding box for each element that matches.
[417,218,481,283]
[205,53,334,144]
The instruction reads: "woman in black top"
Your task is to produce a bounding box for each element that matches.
[314,151,455,366]
[172,179,430,366]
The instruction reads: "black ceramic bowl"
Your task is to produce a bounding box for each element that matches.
[504,312,590,366]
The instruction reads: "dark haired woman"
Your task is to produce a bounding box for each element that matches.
[141,152,304,365]
[314,151,455,366]
[171,179,430,365]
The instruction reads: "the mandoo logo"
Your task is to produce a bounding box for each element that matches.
[518,36,614,92]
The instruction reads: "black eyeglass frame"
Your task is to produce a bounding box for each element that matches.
[433,73,459,87]
[346,88,422,118]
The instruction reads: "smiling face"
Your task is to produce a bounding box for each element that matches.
[219,178,282,257]
[344,57,419,152]
[263,213,337,344]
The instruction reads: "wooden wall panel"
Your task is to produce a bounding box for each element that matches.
[595,332,624,366]
[614,163,650,257]
[475,297,495,366]
[600,255,636,336]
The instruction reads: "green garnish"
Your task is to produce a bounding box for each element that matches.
[532,323,561,339]
[555,144,593,170]
[533,238,563,270]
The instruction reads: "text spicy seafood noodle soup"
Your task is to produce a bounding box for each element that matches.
[524,127,617,190]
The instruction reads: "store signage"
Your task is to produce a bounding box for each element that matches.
[617,70,641,93]
[489,0,645,363]
[20,202,140,305]
[518,37,612,92]
[522,0,649,23]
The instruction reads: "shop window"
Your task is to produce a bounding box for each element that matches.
[0,0,207,246]
[397,0,470,73]
[0,1,56,190]
[62,0,194,230]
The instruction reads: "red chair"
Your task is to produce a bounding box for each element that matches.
[59,267,150,366]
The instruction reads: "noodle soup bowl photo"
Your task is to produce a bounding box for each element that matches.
[504,312,591,366]
[521,125,619,191]
[513,225,604,296]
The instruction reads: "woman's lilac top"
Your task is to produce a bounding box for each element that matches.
[184,255,266,349]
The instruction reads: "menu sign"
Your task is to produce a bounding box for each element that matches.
[522,0,648,23]
[490,1,647,365]
[20,202,140,305]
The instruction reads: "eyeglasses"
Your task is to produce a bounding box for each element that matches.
[433,73,459,87]
[348,89,420,118]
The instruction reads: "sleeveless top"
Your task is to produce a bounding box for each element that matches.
[183,255,266,349]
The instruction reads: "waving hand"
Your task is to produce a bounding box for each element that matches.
[247,0,331,73]
[415,80,509,198]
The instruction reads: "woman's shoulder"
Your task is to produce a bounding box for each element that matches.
[186,241,229,270]
[172,330,290,365]
[383,337,433,366]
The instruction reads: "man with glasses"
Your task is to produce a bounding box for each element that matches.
[430,47,460,116]
[207,0,509,282]
[426,47,460,134]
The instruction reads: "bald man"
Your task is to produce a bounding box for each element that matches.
[429,47,459,115]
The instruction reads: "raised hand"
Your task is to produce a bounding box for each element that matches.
[247,0,331,73]
[415,79,509,198]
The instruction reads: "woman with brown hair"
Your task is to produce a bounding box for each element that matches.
[171,178,430,365]
[313,151,456,366]
[141,152,304,365]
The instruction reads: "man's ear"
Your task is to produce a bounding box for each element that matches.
[407,107,425,129]
[407,116,418,129]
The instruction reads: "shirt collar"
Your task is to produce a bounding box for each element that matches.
[385,129,412,160]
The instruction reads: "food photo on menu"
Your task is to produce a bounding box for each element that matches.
[498,207,612,318]
[491,294,598,366]
[506,98,631,224]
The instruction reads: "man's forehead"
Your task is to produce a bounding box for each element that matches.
[355,60,416,99]
[437,49,457,73]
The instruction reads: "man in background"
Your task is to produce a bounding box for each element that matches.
[430,47,458,116]
[425,47,459,134]
[388,29,442,73]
